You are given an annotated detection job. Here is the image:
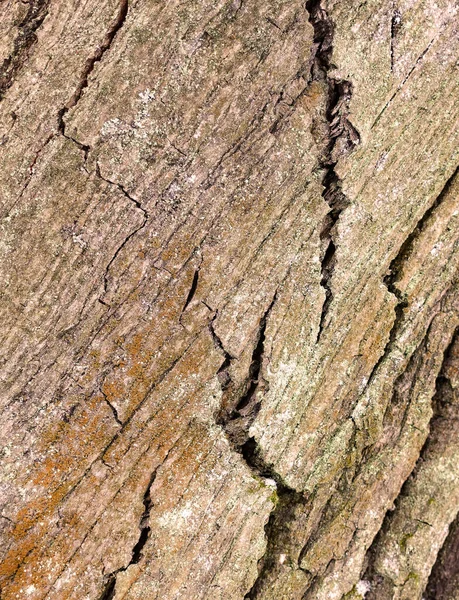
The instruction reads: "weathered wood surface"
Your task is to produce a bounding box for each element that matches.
[0,1,458,599]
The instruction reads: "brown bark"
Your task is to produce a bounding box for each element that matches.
[1,1,458,599]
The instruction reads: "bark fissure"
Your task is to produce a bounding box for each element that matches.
[50,0,146,308]
[363,328,459,599]
[208,296,313,599]
[426,512,459,599]
[182,268,200,313]
[8,0,132,222]
[3,0,458,597]
[98,463,159,600]
[209,297,295,486]
[367,166,458,385]
[100,388,122,426]
[0,0,51,99]
[95,165,149,307]
[306,0,360,341]
[371,37,435,130]
[245,487,309,599]
[219,296,276,450]
[59,0,129,135]
[236,3,364,594]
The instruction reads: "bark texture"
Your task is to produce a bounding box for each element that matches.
[0,1,458,599]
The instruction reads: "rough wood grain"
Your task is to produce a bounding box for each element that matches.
[0,1,458,599]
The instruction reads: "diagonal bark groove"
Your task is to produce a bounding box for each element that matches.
[58,0,129,136]
[366,165,458,386]
[98,460,161,600]
[306,0,361,341]
[363,327,459,599]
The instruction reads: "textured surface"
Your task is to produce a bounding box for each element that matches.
[0,1,458,599]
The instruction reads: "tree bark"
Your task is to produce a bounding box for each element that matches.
[1,1,458,599]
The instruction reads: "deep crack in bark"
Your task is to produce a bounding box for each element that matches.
[363,328,459,599]
[182,268,200,313]
[50,0,144,308]
[244,485,309,599]
[367,165,459,385]
[218,296,275,449]
[225,3,362,595]
[58,0,129,140]
[0,0,51,100]
[98,464,157,599]
[306,0,360,342]
[426,512,459,599]
[209,295,312,599]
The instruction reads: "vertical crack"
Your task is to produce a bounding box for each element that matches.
[216,294,276,451]
[50,0,145,308]
[425,512,459,600]
[363,328,459,600]
[306,0,361,342]
[209,295,280,481]
[244,485,309,600]
[10,0,130,211]
[100,387,122,426]
[58,0,129,141]
[181,260,202,315]
[212,3,361,594]
[208,296,312,599]
[98,462,158,600]
[183,269,200,312]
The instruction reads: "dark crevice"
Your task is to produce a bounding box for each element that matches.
[209,295,281,481]
[100,388,122,426]
[266,17,283,32]
[0,0,51,100]
[245,485,309,600]
[425,512,459,600]
[58,0,129,141]
[366,166,458,386]
[386,165,458,281]
[363,328,459,599]
[218,294,276,451]
[209,295,311,599]
[182,268,200,313]
[98,465,157,600]
[244,2,361,595]
[306,0,360,342]
[27,133,54,174]
[52,0,138,307]
[11,1,131,214]
[209,313,236,409]
[54,0,128,179]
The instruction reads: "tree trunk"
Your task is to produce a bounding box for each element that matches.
[1,1,458,599]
